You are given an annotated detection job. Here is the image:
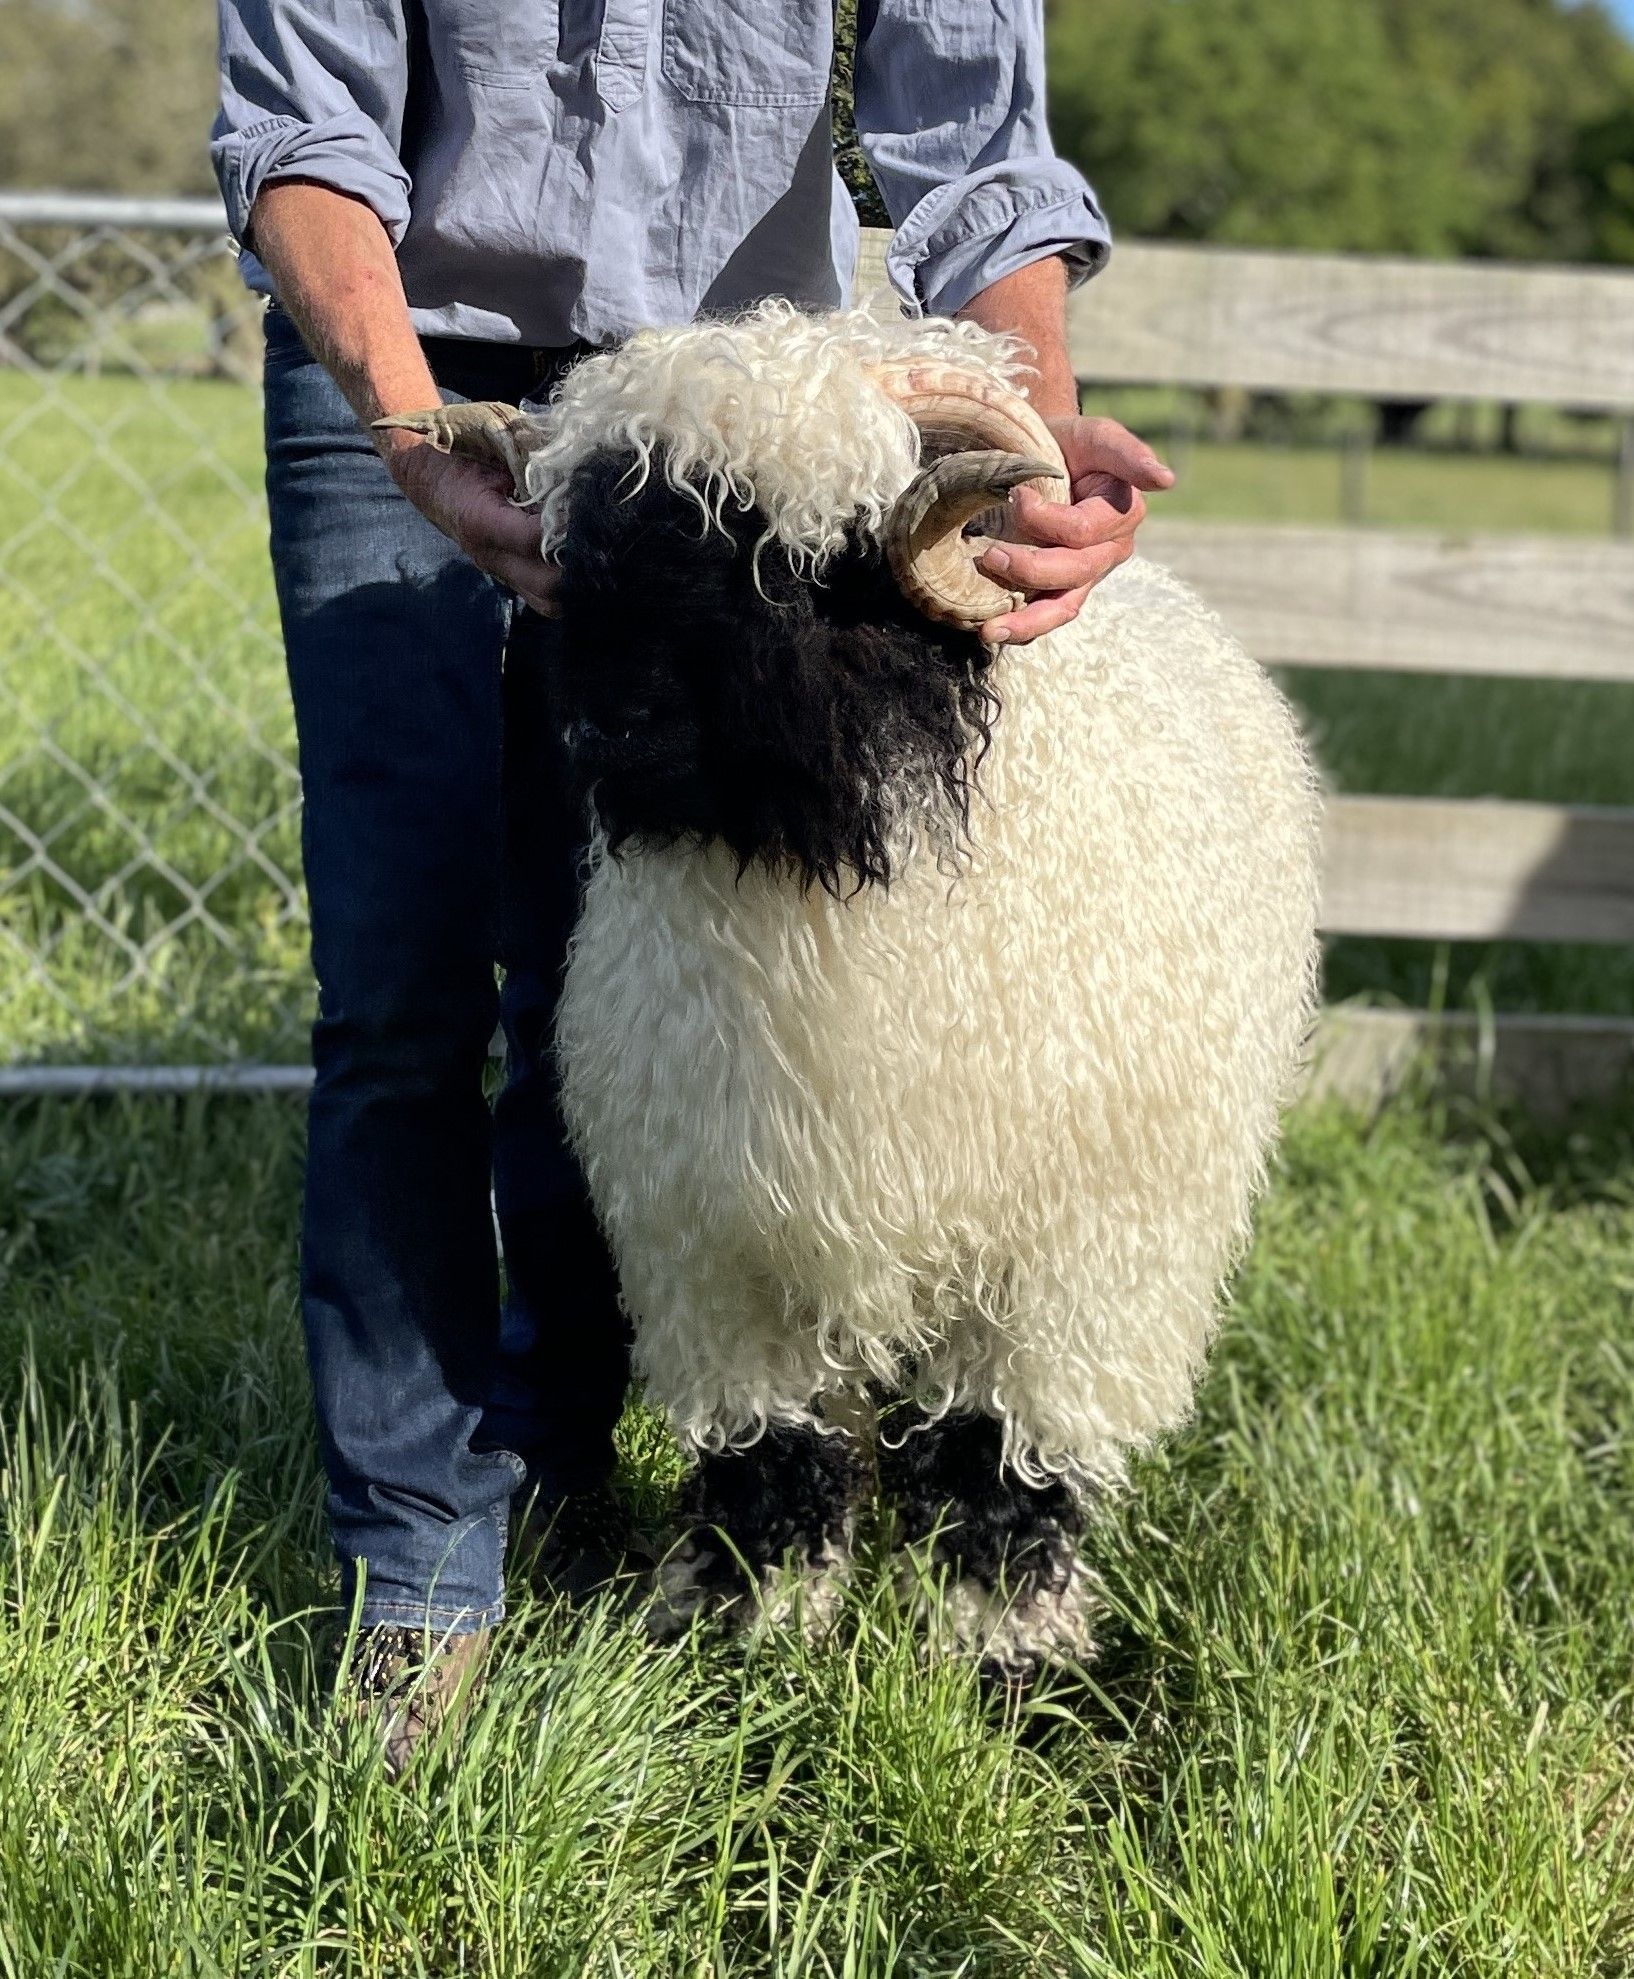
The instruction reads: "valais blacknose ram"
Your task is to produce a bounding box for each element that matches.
[382,304,1321,1677]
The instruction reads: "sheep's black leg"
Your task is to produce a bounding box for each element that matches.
[647,1423,870,1641]
[879,1407,1097,1684]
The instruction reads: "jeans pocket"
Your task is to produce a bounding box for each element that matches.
[661,0,831,106]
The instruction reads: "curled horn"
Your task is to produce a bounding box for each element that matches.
[868,363,1071,630]
[371,400,547,495]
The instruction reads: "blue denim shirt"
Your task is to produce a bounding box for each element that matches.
[212,0,1109,346]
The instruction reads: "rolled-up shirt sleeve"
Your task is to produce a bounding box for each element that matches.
[211,0,413,249]
[853,0,1109,318]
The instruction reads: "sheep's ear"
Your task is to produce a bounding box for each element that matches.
[371,400,545,495]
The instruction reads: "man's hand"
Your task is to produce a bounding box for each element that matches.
[957,255,1173,645]
[977,416,1174,646]
[382,435,560,616]
[250,182,559,613]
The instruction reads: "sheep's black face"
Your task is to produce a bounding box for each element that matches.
[552,447,998,893]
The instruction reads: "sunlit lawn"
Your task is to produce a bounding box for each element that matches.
[1,1089,1630,1974]
[0,371,303,1062]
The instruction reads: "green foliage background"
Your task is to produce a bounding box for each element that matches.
[0,0,218,196]
[1046,0,1634,263]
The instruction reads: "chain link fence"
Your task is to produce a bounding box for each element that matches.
[0,192,311,1086]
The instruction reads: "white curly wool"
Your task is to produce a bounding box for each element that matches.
[550,312,1323,1485]
[522,300,1031,571]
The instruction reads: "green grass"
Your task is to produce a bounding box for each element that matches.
[1,1091,1630,1974]
[1160,432,1625,536]
[0,371,305,1064]
[2,369,1633,1061]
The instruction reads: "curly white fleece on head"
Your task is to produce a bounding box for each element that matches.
[521,300,1033,571]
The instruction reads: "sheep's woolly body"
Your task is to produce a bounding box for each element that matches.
[555,341,1323,1484]
[524,302,1031,571]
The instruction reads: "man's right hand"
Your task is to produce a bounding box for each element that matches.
[383,436,561,616]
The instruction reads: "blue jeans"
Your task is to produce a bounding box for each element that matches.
[263,305,629,1633]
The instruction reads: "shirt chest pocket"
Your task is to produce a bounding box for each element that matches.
[444,0,562,85]
[662,0,831,106]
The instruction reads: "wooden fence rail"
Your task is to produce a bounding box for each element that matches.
[861,232,1634,1113]
[1142,523,1634,686]
[1323,797,1634,944]
[1065,242,1634,411]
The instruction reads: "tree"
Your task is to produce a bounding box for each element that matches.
[2,0,1629,273]
[1568,104,1634,263]
[0,0,217,194]
[1375,0,1634,262]
[1047,0,1473,257]
[1046,0,1634,266]
[832,0,889,227]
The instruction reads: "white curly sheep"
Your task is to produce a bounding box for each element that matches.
[383,304,1321,1674]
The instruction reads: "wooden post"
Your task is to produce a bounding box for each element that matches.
[1341,429,1369,525]
[1167,416,1195,490]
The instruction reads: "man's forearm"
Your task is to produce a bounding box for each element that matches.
[957,255,1079,421]
[248,179,562,611]
[248,181,438,464]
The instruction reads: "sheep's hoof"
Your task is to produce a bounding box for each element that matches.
[897,1540,1100,1689]
[644,1531,735,1641]
[879,1406,1099,1686]
[645,1422,868,1644]
[644,1527,855,1645]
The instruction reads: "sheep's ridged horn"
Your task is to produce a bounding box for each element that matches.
[371,400,545,493]
[868,361,1071,630]
[887,451,1064,630]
